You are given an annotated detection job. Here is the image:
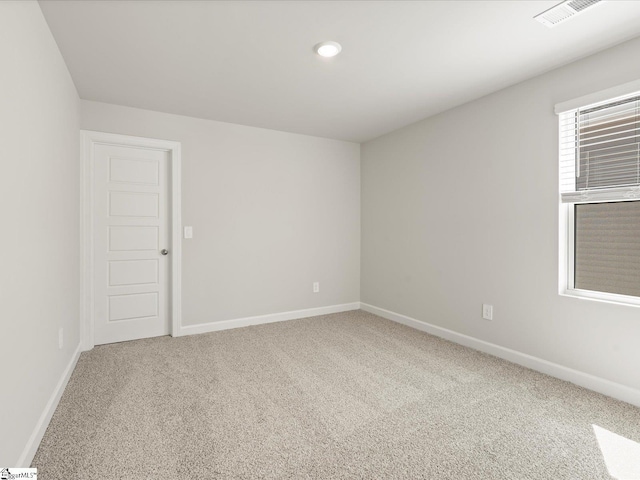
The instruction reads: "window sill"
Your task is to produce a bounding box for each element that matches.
[560,288,640,308]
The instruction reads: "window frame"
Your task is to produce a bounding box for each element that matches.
[557,81,640,308]
[560,200,640,307]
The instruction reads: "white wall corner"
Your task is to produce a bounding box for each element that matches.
[360,303,640,408]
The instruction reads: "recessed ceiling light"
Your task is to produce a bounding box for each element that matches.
[314,41,342,58]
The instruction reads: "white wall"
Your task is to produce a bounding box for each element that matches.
[0,1,80,466]
[81,101,360,327]
[361,36,640,391]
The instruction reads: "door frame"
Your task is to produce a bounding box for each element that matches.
[80,130,182,350]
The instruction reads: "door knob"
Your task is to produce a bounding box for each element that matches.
[160,249,169,255]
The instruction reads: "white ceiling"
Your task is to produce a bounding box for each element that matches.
[40,0,640,143]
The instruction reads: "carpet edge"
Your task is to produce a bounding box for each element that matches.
[179,302,362,336]
[18,342,82,467]
[361,302,640,408]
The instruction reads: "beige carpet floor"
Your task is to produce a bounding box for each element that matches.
[33,310,640,479]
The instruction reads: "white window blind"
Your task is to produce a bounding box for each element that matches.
[560,92,640,203]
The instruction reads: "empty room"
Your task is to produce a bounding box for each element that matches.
[2,0,640,478]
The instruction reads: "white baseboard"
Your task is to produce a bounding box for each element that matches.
[361,303,640,408]
[17,343,82,467]
[179,302,361,337]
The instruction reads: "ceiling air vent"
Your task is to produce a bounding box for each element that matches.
[534,0,602,28]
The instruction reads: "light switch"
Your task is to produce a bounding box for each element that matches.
[184,226,193,239]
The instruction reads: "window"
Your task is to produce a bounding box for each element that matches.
[559,90,640,305]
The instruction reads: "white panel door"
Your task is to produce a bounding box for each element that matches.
[93,144,170,345]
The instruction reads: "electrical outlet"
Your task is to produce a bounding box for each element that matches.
[58,328,64,349]
[482,304,493,321]
[313,282,320,293]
